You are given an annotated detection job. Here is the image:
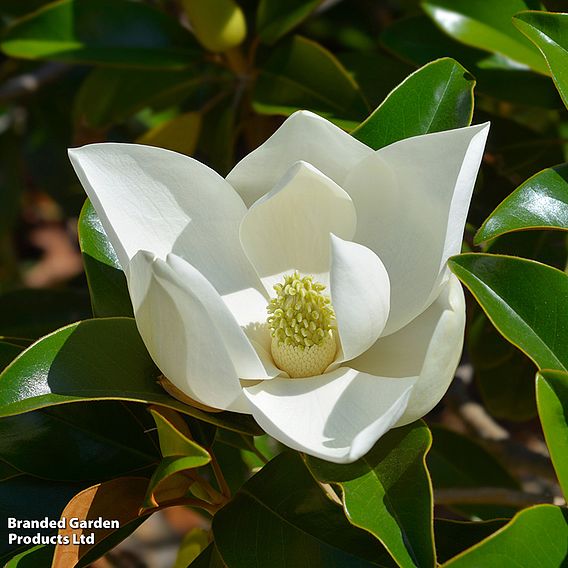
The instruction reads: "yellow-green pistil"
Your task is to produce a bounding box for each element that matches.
[267,272,337,378]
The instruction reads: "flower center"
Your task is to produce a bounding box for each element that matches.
[267,272,337,378]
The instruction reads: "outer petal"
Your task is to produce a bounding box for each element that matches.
[344,123,489,335]
[127,251,272,413]
[329,234,390,363]
[350,275,466,425]
[239,161,356,292]
[243,368,417,463]
[69,143,267,326]
[226,111,373,206]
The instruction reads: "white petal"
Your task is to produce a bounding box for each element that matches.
[330,234,390,363]
[239,161,356,293]
[128,251,248,410]
[226,111,372,207]
[350,275,466,425]
[69,143,266,326]
[243,368,416,463]
[344,123,489,335]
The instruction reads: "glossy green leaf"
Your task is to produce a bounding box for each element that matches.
[75,67,219,128]
[536,370,568,498]
[514,11,568,108]
[442,505,568,566]
[0,342,22,371]
[257,0,321,44]
[253,35,369,127]
[5,545,53,567]
[0,317,261,435]
[428,426,519,519]
[213,452,394,567]
[381,15,562,108]
[0,288,91,339]
[1,0,199,68]
[469,313,537,421]
[352,58,474,150]
[422,0,548,74]
[306,422,435,568]
[0,402,159,482]
[78,200,133,318]
[449,254,568,371]
[434,519,508,564]
[476,164,568,243]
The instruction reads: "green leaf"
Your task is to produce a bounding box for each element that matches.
[306,422,435,568]
[428,426,519,519]
[442,505,568,566]
[0,317,261,436]
[469,313,537,422]
[422,0,548,75]
[190,543,227,567]
[213,452,394,567]
[0,402,159,482]
[1,0,199,68]
[381,15,562,109]
[75,67,220,128]
[257,0,321,44]
[78,200,133,318]
[476,164,568,243]
[174,528,210,568]
[536,370,568,499]
[514,11,568,109]
[449,254,568,371]
[252,35,369,127]
[434,519,508,564]
[0,342,22,371]
[5,545,53,567]
[138,111,202,156]
[352,58,474,150]
[0,288,91,339]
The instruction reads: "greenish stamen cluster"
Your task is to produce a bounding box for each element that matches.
[267,272,335,349]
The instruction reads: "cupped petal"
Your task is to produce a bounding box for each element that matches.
[344,123,489,335]
[350,275,466,425]
[127,251,273,413]
[226,110,373,207]
[69,143,266,322]
[239,161,357,293]
[329,234,390,363]
[243,368,417,463]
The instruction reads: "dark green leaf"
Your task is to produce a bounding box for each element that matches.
[78,200,133,318]
[381,15,562,108]
[0,402,159,482]
[306,422,435,568]
[213,452,394,568]
[352,58,474,150]
[422,0,548,74]
[476,164,568,243]
[442,505,568,566]
[536,370,568,499]
[469,313,537,421]
[257,0,321,44]
[449,254,568,371]
[190,543,227,567]
[428,426,519,519]
[253,35,369,127]
[514,11,568,109]
[0,317,261,435]
[5,545,53,567]
[434,519,508,564]
[0,288,91,339]
[1,0,199,68]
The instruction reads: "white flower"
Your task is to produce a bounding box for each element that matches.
[69,111,489,463]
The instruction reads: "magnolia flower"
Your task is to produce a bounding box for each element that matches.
[69,111,489,463]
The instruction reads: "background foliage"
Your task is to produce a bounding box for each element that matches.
[0,0,567,566]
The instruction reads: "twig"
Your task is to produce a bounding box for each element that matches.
[435,487,559,507]
[211,453,232,500]
[0,63,69,103]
